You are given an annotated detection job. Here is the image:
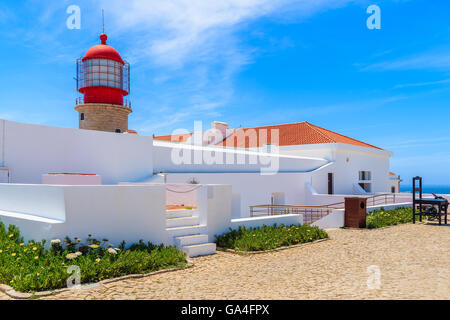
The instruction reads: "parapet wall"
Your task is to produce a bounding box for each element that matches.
[0,119,153,185]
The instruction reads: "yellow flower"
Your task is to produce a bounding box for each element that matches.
[309,237,313,241]
[32,247,38,251]
[8,234,13,238]
[89,245,100,249]
[0,250,3,254]
[11,253,16,257]
[36,273,40,276]
[95,258,101,263]
[34,256,39,260]
[24,249,28,253]
[20,243,24,246]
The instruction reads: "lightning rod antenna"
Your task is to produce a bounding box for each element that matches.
[102,9,105,34]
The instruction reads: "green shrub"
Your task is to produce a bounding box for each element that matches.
[215,224,328,252]
[366,207,413,229]
[0,221,187,293]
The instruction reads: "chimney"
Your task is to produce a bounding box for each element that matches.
[210,121,229,141]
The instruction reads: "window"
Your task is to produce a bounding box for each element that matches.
[358,171,372,193]
[391,186,396,193]
[359,171,371,181]
[80,113,85,120]
[82,58,124,90]
[115,129,121,133]
[359,183,371,193]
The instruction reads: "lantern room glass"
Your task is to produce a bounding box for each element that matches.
[82,58,124,90]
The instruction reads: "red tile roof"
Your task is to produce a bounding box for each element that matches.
[218,122,382,150]
[154,133,193,143]
[153,121,382,150]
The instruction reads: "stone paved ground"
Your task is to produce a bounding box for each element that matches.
[1,222,449,300]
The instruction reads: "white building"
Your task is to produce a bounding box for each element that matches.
[0,117,402,257]
[0,33,403,257]
[389,172,402,193]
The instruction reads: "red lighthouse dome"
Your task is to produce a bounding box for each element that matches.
[77,33,130,106]
[83,34,124,64]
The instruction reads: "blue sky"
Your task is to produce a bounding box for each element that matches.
[1,0,450,186]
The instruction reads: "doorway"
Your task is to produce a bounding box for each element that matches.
[271,192,285,205]
[328,173,334,195]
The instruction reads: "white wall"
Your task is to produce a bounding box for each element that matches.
[165,184,199,207]
[0,119,154,185]
[334,148,390,194]
[231,214,303,231]
[0,184,168,247]
[281,143,392,194]
[197,185,233,242]
[152,140,329,174]
[149,172,314,218]
[312,209,344,229]
[197,184,304,240]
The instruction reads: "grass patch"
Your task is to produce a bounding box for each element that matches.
[215,224,328,252]
[366,207,413,229]
[0,221,187,293]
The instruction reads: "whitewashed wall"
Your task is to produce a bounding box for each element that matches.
[280,143,392,194]
[334,147,390,194]
[149,172,315,218]
[197,185,233,241]
[165,184,199,207]
[0,184,168,247]
[0,119,154,185]
[152,141,329,174]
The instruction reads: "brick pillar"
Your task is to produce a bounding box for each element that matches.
[344,197,367,228]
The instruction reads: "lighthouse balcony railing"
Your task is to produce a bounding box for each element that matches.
[75,97,132,109]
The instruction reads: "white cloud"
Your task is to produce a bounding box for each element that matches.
[394,78,450,89]
[97,0,358,133]
[102,0,356,67]
[385,136,450,150]
[361,50,450,72]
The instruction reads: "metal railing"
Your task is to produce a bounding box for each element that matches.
[366,193,396,206]
[320,193,397,209]
[75,97,132,109]
[249,205,334,224]
[249,193,398,224]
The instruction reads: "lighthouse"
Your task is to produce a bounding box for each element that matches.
[75,33,132,133]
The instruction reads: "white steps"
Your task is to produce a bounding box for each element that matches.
[166,209,197,219]
[175,234,209,247]
[182,243,216,258]
[166,225,207,238]
[166,215,199,228]
[165,210,216,258]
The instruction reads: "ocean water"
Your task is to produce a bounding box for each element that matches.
[400,185,450,195]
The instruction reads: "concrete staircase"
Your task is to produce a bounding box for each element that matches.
[166,209,216,258]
